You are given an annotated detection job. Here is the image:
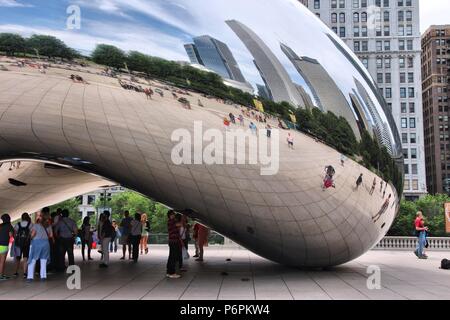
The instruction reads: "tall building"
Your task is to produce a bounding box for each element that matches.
[421,26,450,194]
[300,0,426,199]
[226,19,305,108]
[184,35,246,83]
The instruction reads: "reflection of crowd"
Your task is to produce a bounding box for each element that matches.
[0,161,21,171]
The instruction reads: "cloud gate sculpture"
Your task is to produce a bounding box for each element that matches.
[0,0,403,267]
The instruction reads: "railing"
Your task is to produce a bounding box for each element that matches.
[148,232,225,245]
[374,236,450,251]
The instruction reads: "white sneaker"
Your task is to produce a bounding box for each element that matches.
[168,274,181,279]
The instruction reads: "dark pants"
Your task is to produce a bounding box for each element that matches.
[130,235,141,262]
[59,238,75,269]
[81,239,91,260]
[167,241,181,275]
[47,239,57,271]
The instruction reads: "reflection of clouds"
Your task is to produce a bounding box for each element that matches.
[0,0,32,7]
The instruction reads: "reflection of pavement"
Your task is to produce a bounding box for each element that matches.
[0,68,397,267]
[1,247,450,300]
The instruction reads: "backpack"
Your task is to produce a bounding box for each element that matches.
[15,222,30,248]
[441,259,450,270]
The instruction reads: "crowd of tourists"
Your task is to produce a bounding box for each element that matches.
[0,208,209,281]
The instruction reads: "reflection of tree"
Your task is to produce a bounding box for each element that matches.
[295,107,403,196]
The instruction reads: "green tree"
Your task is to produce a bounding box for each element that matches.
[92,44,126,69]
[388,194,450,237]
[0,33,26,56]
[26,34,76,59]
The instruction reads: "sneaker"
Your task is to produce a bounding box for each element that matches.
[23,273,27,279]
[413,250,419,257]
[120,257,125,260]
[193,255,199,258]
[13,272,19,277]
[0,275,9,281]
[418,255,428,259]
[99,263,109,268]
[195,258,204,262]
[168,274,181,279]
[422,254,429,258]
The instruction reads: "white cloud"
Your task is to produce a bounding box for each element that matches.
[0,0,32,7]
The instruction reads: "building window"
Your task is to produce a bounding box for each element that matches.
[376,41,382,51]
[406,24,412,36]
[398,0,403,6]
[354,26,360,37]
[384,25,390,36]
[401,118,408,128]
[339,0,345,8]
[407,39,413,50]
[409,102,415,113]
[384,40,391,50]
[354,41,360,51]
[353,12,360,23]
[407,57,413,68]
[361,12,367,22]
[376,58,383,68]
[385,57,391,68]
[361,26,368,36]
[404,164,409,174]
[385,87,392,98]
[398,25,404,36]
[399,39,405,50]
[377,73,383,83]
[361,0,367,7]
[410,133,416,144]
[409,118,416,128]
[401,102,407,113]
[408,72,414,83]
[314,0,320,9]
[331,13,337,23]
[340,27,346,37]
[404,180,410,190]
[406,10,412,22]
[332,27,338,34]
[412,179,418,190]
[87,195,96,205]
[385,73,391,83]
[398,11,404,22]
[402,133,408,144]
[383,0,389,6]
[383,11,390,22]
[339,13,346,23]
[408,87,415,98]
[361,57,369,68]
[331,0,337,8]
[399,57,405,68]
[400,87,406,98]
[361,41,368,51]
[375,0,381,7]
[411,164,418,174]
[353,0,359,8]
[402,148,408,158]
[400,72,406,83]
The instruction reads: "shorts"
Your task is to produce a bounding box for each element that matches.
[0,245,8,255]
[14,244,30,259]
[119,235,130,245]
[288,141,293,146]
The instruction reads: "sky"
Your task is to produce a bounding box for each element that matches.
[419,0,450,33]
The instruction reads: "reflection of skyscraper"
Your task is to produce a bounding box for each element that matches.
[280,43,360,139]
[184,44,203,65]
[256,84,271,101]
[354,78,394,155]
[295,84,315,110]
[184,35,246,83]
[226,20,304,107]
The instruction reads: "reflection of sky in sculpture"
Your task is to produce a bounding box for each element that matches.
[0,0,400,155]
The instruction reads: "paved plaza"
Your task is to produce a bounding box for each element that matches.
[0,246,449,300]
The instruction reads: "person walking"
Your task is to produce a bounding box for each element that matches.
[414,211,429,259]
[99,211,114,268]
[238,114,244,126]
[109,220,119,253]
[54,209,77,271]
[80,216,93,261]
[249,122,257,135]
[166,210,181,279]
[119,211,132,260]
[355,174,363,190]
[372,194,391,223]
[140,213,150,255]
[27,211,53,282]
[13,212,33,278]
[287,133,294,149]
[196,223,209,262]
[369,178,376,195]
[130,213,142,262]
[0,214,14,281]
